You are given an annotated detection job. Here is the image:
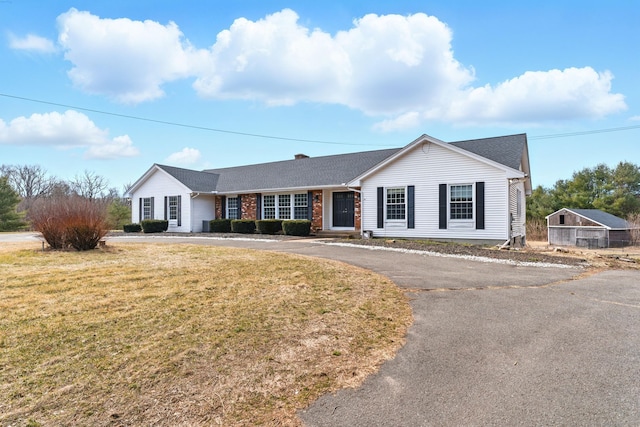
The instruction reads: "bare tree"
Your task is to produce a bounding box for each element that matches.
[0,164,54,199]
[70,170,109,201]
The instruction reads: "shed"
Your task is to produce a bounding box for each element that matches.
[546,208,633,248]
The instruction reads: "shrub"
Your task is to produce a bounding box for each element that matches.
[256,219,283,235]
[123,223,142,233]
[282,220,311,237]
[231,219,256,234]
[30,196,109,250]
[210,218,232,233]
[141,219,168,233]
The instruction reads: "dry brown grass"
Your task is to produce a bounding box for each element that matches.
[0,243,411,426]
[526,218,547,241]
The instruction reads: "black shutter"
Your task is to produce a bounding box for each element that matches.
[377,187,384,229]
[237,195,242,219]
[307,191,313,221]
[177,195,182,226]
[164,196,168,220]
[139,198,142,222]
[476,182,485,230]
[256,194,262,220]
[407,185,415,229]
[221,196,226,219]
[150,197,154,219]
[439,184,447,229]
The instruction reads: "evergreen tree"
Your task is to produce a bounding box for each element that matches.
[0,176,26,231]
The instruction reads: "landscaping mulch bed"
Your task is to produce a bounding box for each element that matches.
[338,238,590,267]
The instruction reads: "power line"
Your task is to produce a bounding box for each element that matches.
[0,93,386,147]
[529,124,640,140]
[1,92,639,143]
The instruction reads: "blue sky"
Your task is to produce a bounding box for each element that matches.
[1,0,638,193]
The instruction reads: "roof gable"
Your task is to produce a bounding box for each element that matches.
[348,133,528,186]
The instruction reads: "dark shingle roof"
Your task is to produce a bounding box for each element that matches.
[204,148,401,192]
[156,164,219,192]
[569,209,630,229]
[155,134,527,193]
[450,133,526,171]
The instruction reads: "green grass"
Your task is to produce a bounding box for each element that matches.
[0,243,411,426]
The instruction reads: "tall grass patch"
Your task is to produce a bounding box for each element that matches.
[0,243,411,426]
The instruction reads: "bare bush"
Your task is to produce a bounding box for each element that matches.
[526,217,547,241]
[30,196,109,250]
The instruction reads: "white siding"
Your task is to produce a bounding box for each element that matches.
[130,169,196,233]
[361,142,510,241]
[509,180,526,238]
[191,196,216,232]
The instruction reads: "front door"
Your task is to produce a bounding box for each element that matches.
[333,191,355,228]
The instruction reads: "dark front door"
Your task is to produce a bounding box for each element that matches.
[333,191,355,227]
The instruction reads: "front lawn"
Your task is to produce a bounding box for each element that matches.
[0,243,411,426]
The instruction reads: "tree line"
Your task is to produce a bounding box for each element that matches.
[528,161,640,220]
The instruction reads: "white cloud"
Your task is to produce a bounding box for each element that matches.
[165,147,201,165]
[0,110,140,159]
[56,8,202,103]
[436,67,627,125]
[8,32,56,53]
[373,112,421,132]
[630,116,640,122]
[194,10,474,114]
[54,8,627,126]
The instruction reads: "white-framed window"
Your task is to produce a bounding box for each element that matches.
[294,193,308,220]
[168,196,179,220]
[227,196,239,220]
[450,184,473,220]
[142,197,152,220]
[516,189,522,218]
[278,194,291,219]
[386,187,406,220]
[263,195,276,219]
[262,193,308,220]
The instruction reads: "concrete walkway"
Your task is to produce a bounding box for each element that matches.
[105,235,640,426]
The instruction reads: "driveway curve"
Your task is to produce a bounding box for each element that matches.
[8,233,638,425]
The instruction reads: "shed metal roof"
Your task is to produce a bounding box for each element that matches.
[548,208,631,229]
[565,209,631,229]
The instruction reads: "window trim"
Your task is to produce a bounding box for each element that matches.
[227,196,240,220]
[142,197,152,220]
[385,186,406,221]
[168,196,179,221]
[262,192,308,220]
[448,183,474,227]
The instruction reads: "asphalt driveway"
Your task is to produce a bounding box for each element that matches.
[4,233,639,425]
[102,235,639,426]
